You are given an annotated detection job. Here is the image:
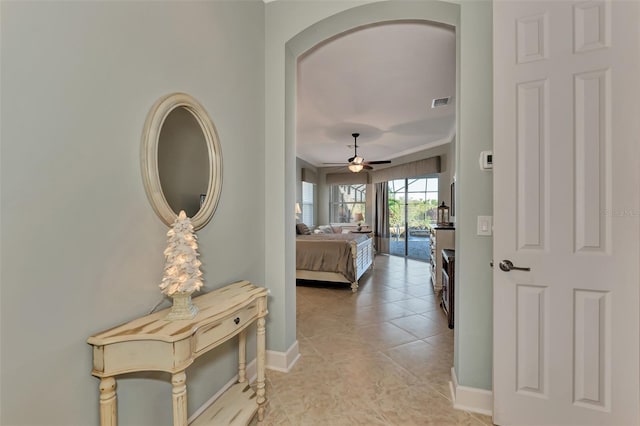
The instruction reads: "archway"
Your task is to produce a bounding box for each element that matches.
[265,0,459,364]
[265,0,494,416]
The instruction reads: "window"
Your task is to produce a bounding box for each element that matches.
[388,177,439,226]
[330,184,366,223]
[387,176,438,260]
[301,181,314,226]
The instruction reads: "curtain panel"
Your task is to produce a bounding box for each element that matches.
[374,181,390,254]
[301,168,318,184]
[370,156,441,183]
[325,172,369,185]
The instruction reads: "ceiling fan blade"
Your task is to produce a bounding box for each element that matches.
[347,156,356,163]
[364,160,392,165]
[363,165,373,170]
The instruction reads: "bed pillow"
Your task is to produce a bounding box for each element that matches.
[316,225,333,234]
[330,225,342,234]
[296,223,312,235]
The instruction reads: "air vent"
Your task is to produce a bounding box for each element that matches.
[431,97,450,108]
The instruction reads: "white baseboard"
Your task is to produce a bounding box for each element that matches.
[450,367,493,417]
[189,341,300,423]
[266,339,300,372]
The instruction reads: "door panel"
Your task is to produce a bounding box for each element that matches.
[573,289,610,411]
[574,69,609,253]
[515,284,548,397]
[493,1,639,424]
[516,79,548,251]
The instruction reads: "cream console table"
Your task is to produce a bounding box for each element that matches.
[87,280,268,426]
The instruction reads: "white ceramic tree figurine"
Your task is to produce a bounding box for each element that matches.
[160,210,203,320]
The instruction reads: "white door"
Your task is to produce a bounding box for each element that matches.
[493,1,639,424]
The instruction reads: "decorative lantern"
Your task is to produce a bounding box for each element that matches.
[437,202,450,226]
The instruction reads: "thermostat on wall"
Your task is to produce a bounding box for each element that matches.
[479,151,493,170]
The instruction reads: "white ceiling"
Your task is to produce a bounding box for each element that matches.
[296,21,456,169]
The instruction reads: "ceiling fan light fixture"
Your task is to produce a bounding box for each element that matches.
[352,156,364,165]
[348,163,364,173]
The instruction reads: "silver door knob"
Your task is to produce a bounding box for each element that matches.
[499,260,530,272]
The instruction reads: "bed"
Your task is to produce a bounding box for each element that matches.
[296,232,374,292]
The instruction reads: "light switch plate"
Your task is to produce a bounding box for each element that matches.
[477,216,493,236]
[479,151,493,170]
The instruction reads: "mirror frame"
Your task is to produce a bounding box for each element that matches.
[141,92,223,230]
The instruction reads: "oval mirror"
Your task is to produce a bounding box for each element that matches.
[141,93,223,230]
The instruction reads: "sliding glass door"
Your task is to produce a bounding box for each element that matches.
[388,177,438,260]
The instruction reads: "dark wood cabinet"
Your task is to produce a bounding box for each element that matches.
[441,249,455,329]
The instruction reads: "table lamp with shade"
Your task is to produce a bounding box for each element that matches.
[295,203,301,220]
[354,212,364,231]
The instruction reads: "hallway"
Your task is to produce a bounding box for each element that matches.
[259,255,493,425]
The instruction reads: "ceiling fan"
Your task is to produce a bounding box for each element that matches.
[325,133,392,173]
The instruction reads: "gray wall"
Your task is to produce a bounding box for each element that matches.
[0,1,265,425]
[454,0,493,390]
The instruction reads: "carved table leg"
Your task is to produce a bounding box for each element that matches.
[171,371,188,426]
[256,316,266,421]
[99,377,117,426]
[238,329,247,383]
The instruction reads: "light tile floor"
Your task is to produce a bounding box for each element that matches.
[257,254,494,425]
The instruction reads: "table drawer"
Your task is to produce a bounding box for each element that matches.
[194,303,257,354]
